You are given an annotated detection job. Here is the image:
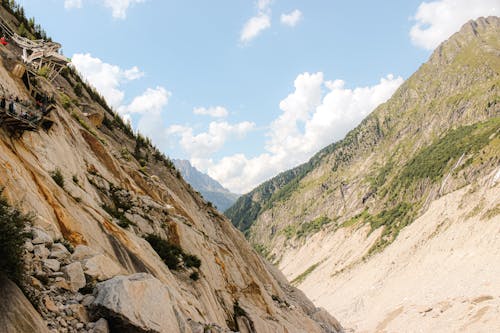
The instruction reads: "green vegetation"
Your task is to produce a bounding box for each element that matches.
[291,262,320,285]
[184,254,201,268]
[72,174,79,185]
[145,234,202,271]
[341,210,370,228]
[73,82,84,97]
[253,243,270,259]
[37,66,50,78]
[50,168,64,188]
[226,116,383,235]
[60,93,72,110]
[392,119,500,196]
[297,216,332,238]
[189,271,199,281]
[101,204,134,229]
[0,190,31,283]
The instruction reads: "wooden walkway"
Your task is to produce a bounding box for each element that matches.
[0,104,40,133]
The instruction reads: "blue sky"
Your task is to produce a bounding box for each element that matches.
[18,0,499,193]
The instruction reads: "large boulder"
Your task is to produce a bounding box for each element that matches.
[62,262,86,292]
[83,254,123,281]
[93,273,185,333]
[0,274,51,333]
[71,245,98,261]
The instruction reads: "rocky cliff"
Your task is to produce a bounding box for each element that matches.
[226,17,500,331]
[0,3,342,333]
[173,159,239,212]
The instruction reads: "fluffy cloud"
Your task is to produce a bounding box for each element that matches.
[410,0,499,50]
[189,73,403,194]
[193,106,229,118]
[240,13,271,43]
[167,121,256,159]
[70,53,144,108]
[281,9,303,27]
[64,0,145,19]
[118,86,170,114]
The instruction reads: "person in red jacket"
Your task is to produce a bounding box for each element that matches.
[0,36,8,46]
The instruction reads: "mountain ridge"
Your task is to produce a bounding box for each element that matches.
[173,159,239,211]
[226,16,500,330]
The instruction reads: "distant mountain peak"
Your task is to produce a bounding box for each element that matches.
[173,159,239,211]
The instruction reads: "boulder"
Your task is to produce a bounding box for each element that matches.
[92,318,109,333]
[93,273,183,333]
[24,241,34,253]
[83,254,122,282]
[31,228,53,246]
[43,259,61,272]
[62,262,86,292]
[34,245,50,260]
[49,243,71,260]
[71,245,98,261]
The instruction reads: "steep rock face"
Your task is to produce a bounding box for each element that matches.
[173,159,239,212]
[226,17,500,330]
[0,274,51,333]
[0,5,341,333]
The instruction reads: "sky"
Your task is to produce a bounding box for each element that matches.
[17,0,499,193]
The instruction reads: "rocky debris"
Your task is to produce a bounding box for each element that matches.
[35,245,51,260]
[62,262,86,292]
[22,227,115,333]
[93,273,185,333]
[43,259,61,272]
[32,228,54,246]
[82,254,122,282]
[50,243,71,260]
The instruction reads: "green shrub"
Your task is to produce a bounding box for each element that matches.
[50,168,64,188]
[73,83,83,97]
[189,271,199,281]
[60,93,72,110]
[184,254,201,268]
[37,66,50,78]
[296,216,331,238]
[0,191,31,283]
[145,234,183,270]
[145,234,202,271]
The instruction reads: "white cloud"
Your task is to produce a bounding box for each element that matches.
[240,12,271,43]
[188,73,403,194]
[64,0,82,9]
[118,86,170,114]
[281,9,303,27]
[257,0,272,10]
[63,0,145,19]
[70,53,144,108]
[167,121,256,159]
[193,106,229,118]
[410,0,499,50]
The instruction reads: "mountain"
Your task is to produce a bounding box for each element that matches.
[226,17,500,331]
[0,3,343,333]
[173,159,239,211]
